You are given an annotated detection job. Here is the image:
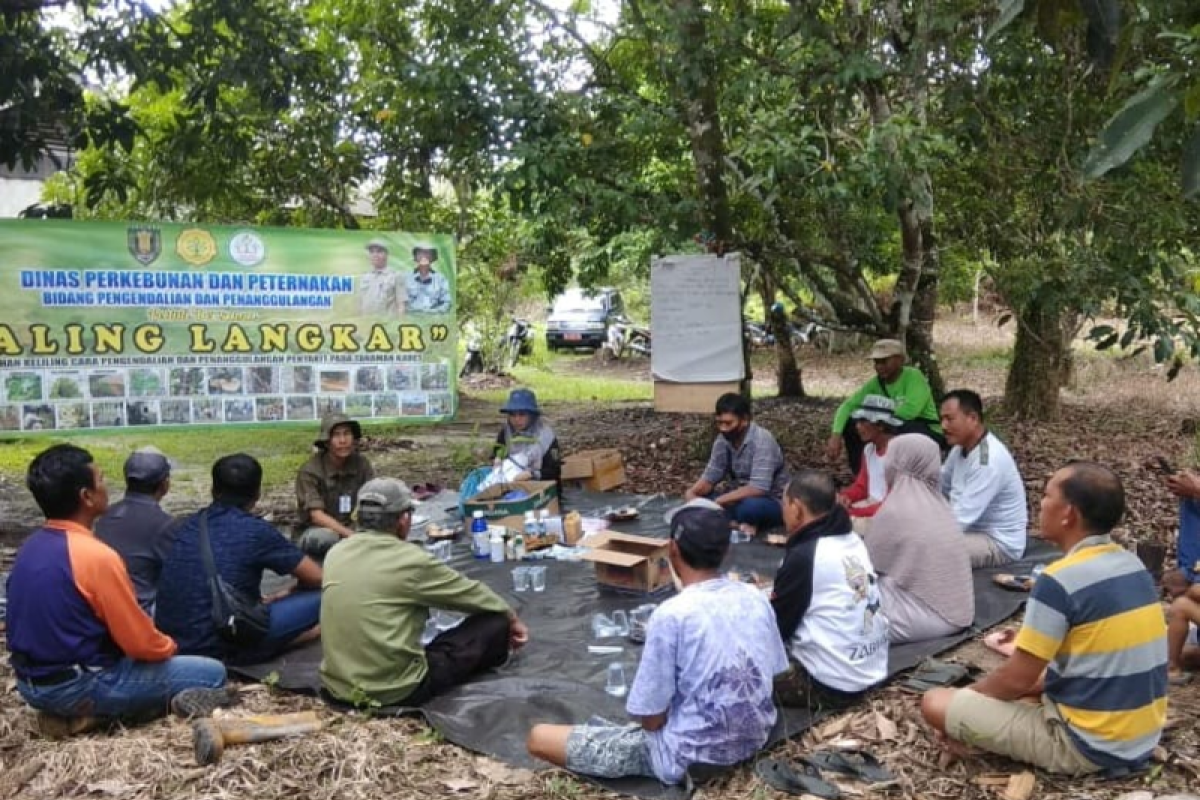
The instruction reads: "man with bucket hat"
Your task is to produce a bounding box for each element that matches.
[296,414,376,559]
[405,243,451,313]
[493,388,561,481]
[825,338,943,474]
[526,499,787,784]
[320,477,527,707]
[96,446,178,613]
[359,238,405,315]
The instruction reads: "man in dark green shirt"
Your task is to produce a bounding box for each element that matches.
[319,478,529,707]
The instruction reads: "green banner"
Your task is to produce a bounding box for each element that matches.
[0,220,457,432]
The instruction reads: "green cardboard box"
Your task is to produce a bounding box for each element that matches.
[462,480,560,532]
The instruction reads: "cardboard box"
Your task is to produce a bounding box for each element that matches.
[581,531,675,595]
[562,449,627,492]
[462,480,560,532]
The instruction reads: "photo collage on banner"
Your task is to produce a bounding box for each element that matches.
[0,222,457,432]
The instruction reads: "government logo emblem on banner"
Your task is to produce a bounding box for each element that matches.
[127,226,161,265]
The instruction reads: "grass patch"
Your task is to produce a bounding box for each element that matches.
[474,362,652,404]
[0,426,317,489]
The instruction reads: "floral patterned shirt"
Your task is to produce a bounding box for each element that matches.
[627,578,788,783]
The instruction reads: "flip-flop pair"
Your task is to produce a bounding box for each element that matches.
[806,749,894,783]
[755,758,840,798]
[755,750,893,797]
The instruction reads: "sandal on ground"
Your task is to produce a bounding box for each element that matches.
[1168,671,1194,687]
[754,758,840,799]
[992,573,1034,592]
[807,749,894,783]
[902,659,971,692]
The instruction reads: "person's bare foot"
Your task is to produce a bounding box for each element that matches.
[983,628,1017,658]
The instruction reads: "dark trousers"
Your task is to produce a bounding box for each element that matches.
[774,659,864,713]
[404,612,511,706]
[843,419,946,475]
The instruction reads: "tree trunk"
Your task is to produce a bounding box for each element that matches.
[1004,300,1075,420]
[760,278,804,397]
[906,216,944,397]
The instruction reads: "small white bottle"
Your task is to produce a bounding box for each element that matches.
[489,528,505,563]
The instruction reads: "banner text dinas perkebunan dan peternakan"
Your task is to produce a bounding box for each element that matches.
[0,221,458,432]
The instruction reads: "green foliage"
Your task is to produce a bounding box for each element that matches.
[346,683,382,712]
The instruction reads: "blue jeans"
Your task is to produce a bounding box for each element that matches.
[728,496,784,530]
[1181,499,1200,583]
[229,589,321,665]
[17,655,226,720]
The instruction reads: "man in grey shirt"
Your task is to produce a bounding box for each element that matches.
[94,447,178,613]
[685,393,790,535]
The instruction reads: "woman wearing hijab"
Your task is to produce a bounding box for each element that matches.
[493,388,562,481]
[866,434,974,644]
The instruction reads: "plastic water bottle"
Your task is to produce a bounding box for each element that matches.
[514,512,530,561]
[489,528,505,563]
[537,508,549,540]
[471,511,489,559]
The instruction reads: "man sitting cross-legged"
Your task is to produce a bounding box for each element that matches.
[6,445,230,738]
[772,469,890,711]
[320,478,529,707]
[526,502,788,785]
[922,462,1167,776]
[939,389,1028,568]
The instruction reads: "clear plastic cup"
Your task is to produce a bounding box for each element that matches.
[592,612,619,638]
[530,565,547,592]
[605,662,627,697]
[512,566,531,592]
[610,609,629,637]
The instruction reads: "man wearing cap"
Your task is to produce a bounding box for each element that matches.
[320,477,528,707]
[494,388,561,482]
[527,501,787,784]
[157,454,323,663]
[685,392,789,537]
[772,470,889,711]
[406,244,451,313]
[359,238,405,316]
[939,389,1027,568]
[837,395,901,524]
[7,444,231,738]
[825,339,942,475]
[296,414,376,560]
[95,447,178,613]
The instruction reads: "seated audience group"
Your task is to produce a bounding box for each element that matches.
[3,361,1184,788]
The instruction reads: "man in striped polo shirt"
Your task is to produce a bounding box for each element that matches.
[921,461,1167,775]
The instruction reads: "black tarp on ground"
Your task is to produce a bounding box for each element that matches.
[231,488,1057,799]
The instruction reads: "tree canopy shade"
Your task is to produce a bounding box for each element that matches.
[6,0,1200,419]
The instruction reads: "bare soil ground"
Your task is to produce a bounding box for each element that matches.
[2,313,1199,799]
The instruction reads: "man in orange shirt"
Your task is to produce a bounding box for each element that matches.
[5,444,231,737]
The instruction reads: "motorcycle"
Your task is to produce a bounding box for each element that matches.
[460,324,484,377]
[604,317,652,359]
[503,317,533,370]
[744,318,830,350]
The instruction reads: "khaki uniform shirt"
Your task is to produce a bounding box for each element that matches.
[295,451,376,528]
[360,269,404,315]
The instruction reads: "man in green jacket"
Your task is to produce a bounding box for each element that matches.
[319,478,529,707]
[825,339,943,474]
